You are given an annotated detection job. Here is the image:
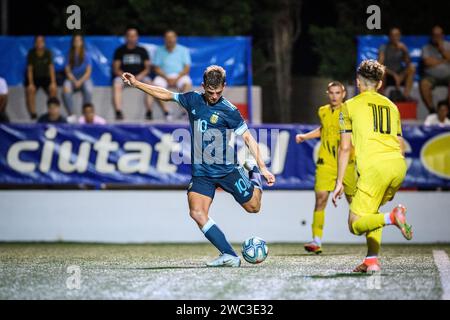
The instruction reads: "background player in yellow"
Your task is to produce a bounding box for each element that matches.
[295,82,357,254]
[332,60,413,273]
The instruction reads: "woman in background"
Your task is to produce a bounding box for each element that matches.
[63,34,94,122]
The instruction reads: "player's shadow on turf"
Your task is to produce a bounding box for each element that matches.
[307,273,386,279]
[130,266,208,270]
[126,266,262,270]
[275,253,345,257]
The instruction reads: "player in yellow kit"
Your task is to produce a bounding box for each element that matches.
[296,82,357,254]
[332,60,413,273]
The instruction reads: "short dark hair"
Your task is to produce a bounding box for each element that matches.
[82,102,94,111]
[125,26,139,35]
[164,30,177,37]
[437,100,449,110]
[203,65,226,88]
[357,59,386,83]
[47,97,60,107]
[34,35,45,43]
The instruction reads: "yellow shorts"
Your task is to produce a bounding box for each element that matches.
[314,160,357,196]
[350,158,407,216]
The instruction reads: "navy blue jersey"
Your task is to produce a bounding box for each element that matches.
[174,91,248,177]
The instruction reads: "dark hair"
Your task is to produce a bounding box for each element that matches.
[34,35,45,44]
[47,97,60,107]
[203,65,226,88]
[164,30,177,37]
[125,26,139,35]
[82,102,94,110]
[69,34,85,68]
[437,100,449,110]
[357,59,386,83]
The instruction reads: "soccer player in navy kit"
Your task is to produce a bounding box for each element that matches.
[122,65,275,267]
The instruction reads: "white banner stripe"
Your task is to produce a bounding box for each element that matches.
[433,250,450,300]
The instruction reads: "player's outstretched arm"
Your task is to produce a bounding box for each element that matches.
[242,130,275,186]
[122,72,175,101]
[295,126,321,143]
[332,132,351,207]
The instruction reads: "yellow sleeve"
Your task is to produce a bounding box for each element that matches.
[339,103,352,133]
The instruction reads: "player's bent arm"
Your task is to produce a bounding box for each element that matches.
[304,126,322,140]
[242,130,268,171]
[296,126,321,143]
[336,132,352,184]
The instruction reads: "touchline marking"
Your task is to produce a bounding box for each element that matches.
[433,250,450,300]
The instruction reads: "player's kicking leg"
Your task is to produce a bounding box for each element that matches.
[241,159,263,213]
[188,187,241,267]
[349,204,412,273]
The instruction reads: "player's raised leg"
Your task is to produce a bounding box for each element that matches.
[238,131,275,214]
[241,159,263,213]
[188,190,240,267]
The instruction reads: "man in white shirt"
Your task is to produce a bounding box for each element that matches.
[424,100,450,127]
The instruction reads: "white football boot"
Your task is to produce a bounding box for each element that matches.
[206,253,241,267]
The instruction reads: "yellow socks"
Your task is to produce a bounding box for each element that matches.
[351,213,385,236]
[312,210,325,241]
[366,227,383,256]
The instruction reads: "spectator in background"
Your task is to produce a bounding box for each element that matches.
[378,27,416,100]
[0,76,9,122]
[37,97,67,123]
[424,100,450,127]
[153,30,192,119]
[63,34,93,123]
[25,35,57,120]
[78,103,106,124]
[420,26,450,114]
[112,27,154,120]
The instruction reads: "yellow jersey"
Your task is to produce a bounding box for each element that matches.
[340,90,403,172]
[317,104,354,167]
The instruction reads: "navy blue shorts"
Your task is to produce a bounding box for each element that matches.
[187,167,255,205]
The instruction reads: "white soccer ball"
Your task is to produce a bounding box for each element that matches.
[241,236,269,264]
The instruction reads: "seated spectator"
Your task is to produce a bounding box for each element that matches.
[420,26,450,114]
[25,35,57,120]
[78,103,106,124]
[153,30,192,118]
[0,76,9,123]
[424,100,450,127]
[112,27,154,121]
[37,97,67,123]
[63,34,93,123]
[378,27,416,100]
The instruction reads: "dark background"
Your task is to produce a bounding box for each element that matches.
[3,0,450,122]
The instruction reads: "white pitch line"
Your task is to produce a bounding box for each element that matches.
[433,250,450,300]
